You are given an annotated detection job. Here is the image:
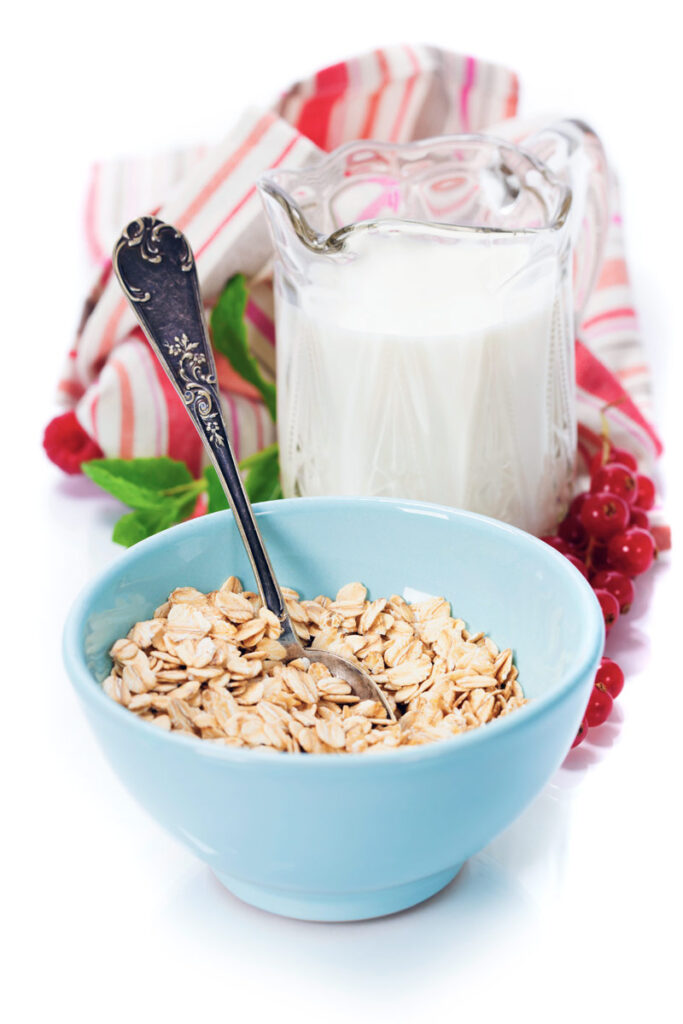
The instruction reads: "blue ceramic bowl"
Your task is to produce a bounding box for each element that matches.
[64,497,603,921]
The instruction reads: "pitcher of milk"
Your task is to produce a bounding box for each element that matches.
[258,123,607,535]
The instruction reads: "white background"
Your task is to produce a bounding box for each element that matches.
[3,2,681,1021]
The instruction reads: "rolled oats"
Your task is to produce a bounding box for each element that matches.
[104,577,526,753]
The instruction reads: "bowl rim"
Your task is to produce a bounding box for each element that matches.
[63,496,605,769]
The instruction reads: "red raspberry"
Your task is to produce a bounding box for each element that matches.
[43,410,104,475]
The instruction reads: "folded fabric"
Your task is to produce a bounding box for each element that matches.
[49,44,665,538]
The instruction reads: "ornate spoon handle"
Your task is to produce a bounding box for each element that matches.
[112,217,299,651]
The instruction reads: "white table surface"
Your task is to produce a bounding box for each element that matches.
[4,2,681,1020]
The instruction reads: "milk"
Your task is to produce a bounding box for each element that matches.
[275,226,575,535]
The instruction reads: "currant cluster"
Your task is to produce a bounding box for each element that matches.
[541,443,657,749]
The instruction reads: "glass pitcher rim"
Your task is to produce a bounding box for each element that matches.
[258,132,573,255]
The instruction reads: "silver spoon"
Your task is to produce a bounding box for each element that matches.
[112,217,396,721]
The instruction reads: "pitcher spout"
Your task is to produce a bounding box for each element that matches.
[258,174,349,266]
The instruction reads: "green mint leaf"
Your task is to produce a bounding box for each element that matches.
[242,444,283,503]
[210,274,277,421]
[111,492,197,547]
[112,506,178,547]
[203,465,230,514]
[83,457,194,509]
[238,442,279,470]
[203,446,282,515]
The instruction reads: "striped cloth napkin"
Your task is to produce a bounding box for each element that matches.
[48,44,666,544]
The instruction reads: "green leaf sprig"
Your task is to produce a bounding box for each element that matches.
[83,445,282,547]
[210,273,276,421]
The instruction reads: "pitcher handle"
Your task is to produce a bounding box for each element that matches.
[522,119,610,321]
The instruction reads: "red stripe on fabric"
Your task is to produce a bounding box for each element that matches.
[97,297,128,362]
[245,299,276,346]
[360,49,391,138]
[196,186,256,258]
[138,344,164,455]
[577,423,603,472]
[459,56,476,131]
[111,359,135,458]
[89,389,100,439]
[215,353,261,401]
[84,164,106,266]
[58,378,85,401]
[616,363,648,381]
[249,397,265,450]
[582,306,635,330]
[577,422,603,448]
[296,61,350,150]
[389,45,421,141]
[195,135,300,260]
[575,340,663,455]
[597,259,629,290]
[175,113,276,231]
[427,183,479,218]
[576,439,592,471]
[505,74,519,119]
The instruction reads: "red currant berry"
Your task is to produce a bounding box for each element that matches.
[579,492,630,539]
[590,569,635,613]
[591,463,638,505]
[606,527,656,576]
[629,507,650,530]
[569,491,590,519]
[558,516,588,549]
[585,685,614,727]
[565,553,589,578]
[541,535,573,554]
[595,657,624,700]
[593,588,620,632]
[634,474,655,511]
[571,716,589,748]
[589,445,638,474]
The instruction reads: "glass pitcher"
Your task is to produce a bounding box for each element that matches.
[258,125,607,535]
